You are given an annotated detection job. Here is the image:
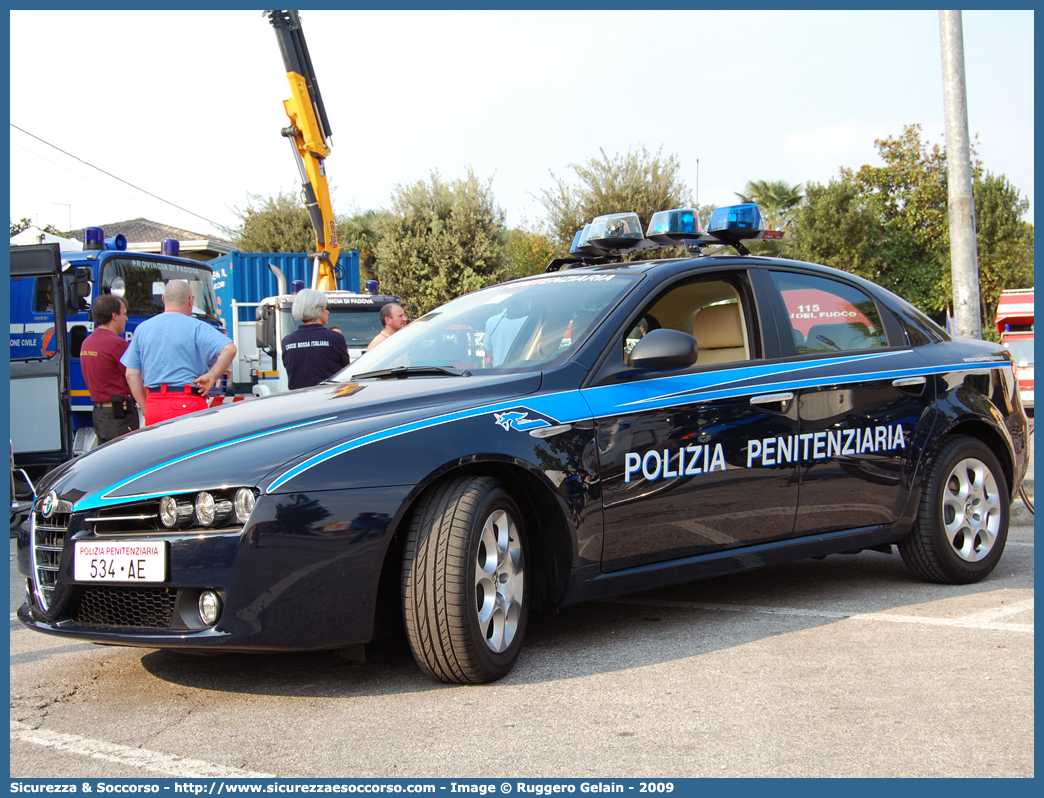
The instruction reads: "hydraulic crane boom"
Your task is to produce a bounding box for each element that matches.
[267,9,340,291]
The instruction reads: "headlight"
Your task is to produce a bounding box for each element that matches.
[234,488,256,524]
[159,496,193,528]
[154,489,255,531]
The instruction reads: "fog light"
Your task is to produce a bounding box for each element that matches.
[195,492,216,526]
[198,590,222,626]
[234,488,256,523]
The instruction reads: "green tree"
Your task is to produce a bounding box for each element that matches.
[785,180,886,281]
[696,204,718,232]
[736,179,804,231]
[974,173,1035,334]
[786,124,1033,327]
[10,217,65,237]
[231,191,313,253]
[339,209,392,284]
[504,216,557,279]
[538,147,692,249]
[375,169,506,316]
[734,180,804,256]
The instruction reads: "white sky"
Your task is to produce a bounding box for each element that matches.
[8,9,1035,242]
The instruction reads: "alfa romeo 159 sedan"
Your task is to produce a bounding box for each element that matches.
[18,205,1030,684]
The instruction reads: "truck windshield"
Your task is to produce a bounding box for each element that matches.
[281,307,384,349]
[336,272,642,379]
[101,257,219,321]
[1003,339,1034,366]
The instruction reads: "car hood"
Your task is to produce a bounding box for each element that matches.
[43,374,543,512]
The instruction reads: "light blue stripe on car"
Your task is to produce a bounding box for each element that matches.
[268,352,988,493]
[74,417,338,512]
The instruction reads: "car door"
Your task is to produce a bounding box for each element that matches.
[763,268,935,535]
[584,267,800,573]
[9,243,73,469]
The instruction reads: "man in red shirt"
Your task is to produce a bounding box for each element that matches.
[80,295,140,444]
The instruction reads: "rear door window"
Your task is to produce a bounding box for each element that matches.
[769,271,888,354]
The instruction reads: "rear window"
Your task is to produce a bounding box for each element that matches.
[770,271,887,354]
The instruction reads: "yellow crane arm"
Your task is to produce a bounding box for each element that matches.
[267,10,339,291]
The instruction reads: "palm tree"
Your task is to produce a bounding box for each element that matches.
[338,209,390,283]
[736,179,805,232]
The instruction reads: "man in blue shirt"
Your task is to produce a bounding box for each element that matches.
[122,280,236,425]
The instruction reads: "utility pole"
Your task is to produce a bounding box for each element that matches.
[940,10,981,339]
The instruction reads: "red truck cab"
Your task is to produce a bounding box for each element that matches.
[996,288,1034,411]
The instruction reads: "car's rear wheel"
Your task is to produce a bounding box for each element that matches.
[402,476,528,684]
[899,435,1009,584]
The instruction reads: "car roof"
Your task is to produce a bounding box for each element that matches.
[542,253,883,287]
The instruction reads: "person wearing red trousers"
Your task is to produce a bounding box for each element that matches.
[121,280,236,426]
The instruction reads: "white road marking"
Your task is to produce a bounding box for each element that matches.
[10,720,276,778]
[608,598,1034,633]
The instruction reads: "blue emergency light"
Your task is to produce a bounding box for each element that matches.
[708,203,763,234]
[569,223,595,256]
[161,238,180,256]
[365,280,378,293]
[569,229,584,252]
[83,227,105,250]
[646,208,700,245]
[587,212,644,251]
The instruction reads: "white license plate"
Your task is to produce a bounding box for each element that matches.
[74,541,167,583]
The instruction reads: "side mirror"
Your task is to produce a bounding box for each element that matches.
[256,305,275,354]
[66,266,93,316]
[629,328,698,371]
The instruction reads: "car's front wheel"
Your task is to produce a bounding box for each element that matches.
[402,476,528,684]
[899,435,1009,584]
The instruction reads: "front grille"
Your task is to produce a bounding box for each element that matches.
[32,512,70,611]
[73,586,178,629]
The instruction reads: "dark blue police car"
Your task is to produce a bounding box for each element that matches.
[17,204,1031,684]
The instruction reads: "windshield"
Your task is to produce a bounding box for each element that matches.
[101,257,219,322]
[281,307,384,349]
[336,272,641,379]
[1003,338,1034,366]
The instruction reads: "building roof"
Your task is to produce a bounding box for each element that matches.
[66,218,235,262]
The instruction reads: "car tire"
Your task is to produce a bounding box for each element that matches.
[899,435,1009,584]
[402,476,528,684]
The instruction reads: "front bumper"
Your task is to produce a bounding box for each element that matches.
[17,489,405,651]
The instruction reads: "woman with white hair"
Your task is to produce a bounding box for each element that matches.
[280,288,351,389]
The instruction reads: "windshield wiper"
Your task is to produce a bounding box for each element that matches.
[351,365,472,380]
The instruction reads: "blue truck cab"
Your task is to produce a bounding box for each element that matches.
[9,228,223,467]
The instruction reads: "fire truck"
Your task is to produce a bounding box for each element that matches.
[996,288,1034,410]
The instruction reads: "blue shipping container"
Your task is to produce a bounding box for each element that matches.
[209,250,361,324]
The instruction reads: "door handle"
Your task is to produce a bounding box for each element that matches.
[750,392,795,410]
[892,377,927,388]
